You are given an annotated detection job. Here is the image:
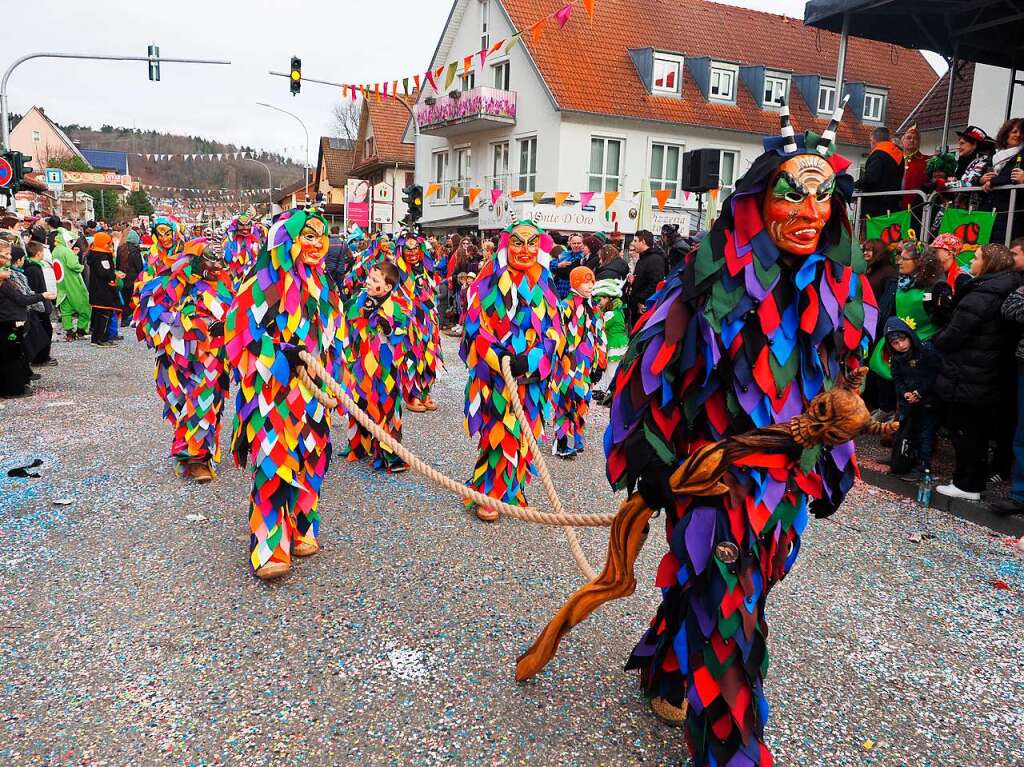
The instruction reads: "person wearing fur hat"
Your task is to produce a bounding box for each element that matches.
[591,277,626,406]
[550,266,606,458]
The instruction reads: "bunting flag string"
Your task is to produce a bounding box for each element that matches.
[135,150,276,162]
[336,0,595,103]
[421,185,700,213]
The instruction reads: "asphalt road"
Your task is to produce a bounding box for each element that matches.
[1,333,1022,767]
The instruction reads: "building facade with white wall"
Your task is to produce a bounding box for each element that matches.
[409,0,937,233]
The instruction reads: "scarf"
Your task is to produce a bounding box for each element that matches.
[993,145,1022,173]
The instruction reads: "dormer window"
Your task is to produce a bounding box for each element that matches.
[709,63,738,103]
[863,88,886,122]
[653,54,683,95]
[817,80,837,114]
[763,72,789,107]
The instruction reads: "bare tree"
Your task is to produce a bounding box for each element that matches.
[331,101,361,141]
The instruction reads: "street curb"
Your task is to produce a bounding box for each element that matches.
[860,467,1024,537]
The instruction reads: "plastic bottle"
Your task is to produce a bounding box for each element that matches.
[916,469,933,506]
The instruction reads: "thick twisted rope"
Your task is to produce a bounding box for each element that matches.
[297,351,616,543]
[497,356,595,579]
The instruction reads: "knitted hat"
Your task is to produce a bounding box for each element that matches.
[592,278,623,298]
[90,231,114,254]
[931,233,962,255]
[569,265,595,290]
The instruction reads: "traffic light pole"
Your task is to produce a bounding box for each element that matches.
[1,51,231,151]
[267,70,420,138]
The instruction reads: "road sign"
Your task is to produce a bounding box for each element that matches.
[45,168,64,186]
[0,156,12,188]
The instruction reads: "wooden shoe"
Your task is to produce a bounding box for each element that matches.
[255,561,291,580]
[292,539,319,557]
[189,461,214,483]
[649,696,688,727]
[407,398,427,412]
[475,504,500,522]
[423,396,438,411]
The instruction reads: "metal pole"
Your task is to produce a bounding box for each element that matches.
[834,13,850,101]
[267,70,420,138]
[1008,188,1017,247]
[256,101,309,200]
[941,49,959,150]
[2,51,230,150]
[1007,68,1018,122]
[245,157,273,212]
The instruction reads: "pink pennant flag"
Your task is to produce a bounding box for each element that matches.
[579,191,595,208]
[383,81,389,98]
[554,3,573,27]
[491,188,503,204]
[425,70,438,92]
[479,47,489,68]
[683,190,692,202]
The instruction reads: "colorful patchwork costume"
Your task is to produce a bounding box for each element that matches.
[461,221,564,518]
[225,208,345,579]
[136,239,234,476]
[605,104,877,765]
[341,284,412,472]
[394,232,444,411]
[550,268,607,457]
[222,212,264,285]
[135,217,189,452]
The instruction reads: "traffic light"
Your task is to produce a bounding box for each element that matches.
[402,184,423,225]
[148,44,160,82]
[290,57,301,95]
[11,151,33,191]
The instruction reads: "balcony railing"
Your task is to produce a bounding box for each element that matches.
[416,86,517,137]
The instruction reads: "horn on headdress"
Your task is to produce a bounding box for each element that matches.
[816,93,850,155]
[779,98,798,155]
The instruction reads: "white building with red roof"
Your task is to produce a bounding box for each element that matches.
[409,0,938,232]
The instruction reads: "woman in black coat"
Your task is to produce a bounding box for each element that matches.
[934,243,1021,500]
[594,244,629,282]
[0,240,56,397]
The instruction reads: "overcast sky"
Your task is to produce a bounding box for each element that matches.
[6,0,940,164]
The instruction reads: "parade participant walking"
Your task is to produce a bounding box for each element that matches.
[136,217,189,440]
[225,207,344,580]
[86,232,124,348]
[341,259,411,473]
[550,266,606,458]
[139,238,235,481]
[396,231,444,413]
[52,228,90,341]
[461,220,564,520]
[222,212,263,284]
[605,103,877,765]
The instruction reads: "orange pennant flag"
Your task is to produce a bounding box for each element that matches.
[468,188,482,207]
[510,190,526,199]
[709,188,720,203]
[426,183,441,198]
[654,189,672,210]
[463,56,472,75]
[603,191,619,209]
[554,192,570,207]
[392,80,398,98]
[582,0,595,17]
[531,18,546,44]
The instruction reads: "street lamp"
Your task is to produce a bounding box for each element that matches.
[256,101,310,201]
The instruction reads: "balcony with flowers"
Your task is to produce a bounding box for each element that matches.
[415,86,517,137]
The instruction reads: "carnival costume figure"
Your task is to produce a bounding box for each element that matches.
[225,208,344,580]
[460,220,564,520]
[341,259,412,473]
[51,227,91,340]
[395,231,444,413]
[604,101,878,765]
[138,238,234,480]
[550,266,607,458]
[135,217,190,456]
[223,212,264,284]
[342,235,392,301]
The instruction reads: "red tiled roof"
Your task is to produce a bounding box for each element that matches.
[899,61,974,134]
[353,94,416,172]
[318,137,355,187]
[499,0,937,146]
